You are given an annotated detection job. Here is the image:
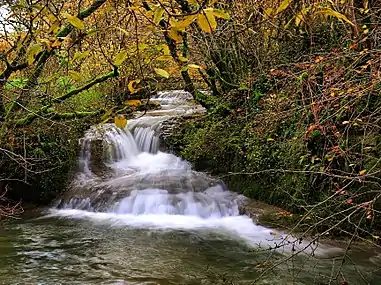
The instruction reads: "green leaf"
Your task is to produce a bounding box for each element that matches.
[315,8,354,26]
[276,0,291,15]
[153,7,164,25]
[154,68,170,78]
[27,44,43,65]
[65,13,85,30]
[114,50,128,66]
[114,115,127,129]
[68,70,85,81]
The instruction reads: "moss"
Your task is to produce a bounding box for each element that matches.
[1,117,93,205]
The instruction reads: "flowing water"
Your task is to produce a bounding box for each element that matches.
[1,91,381,285]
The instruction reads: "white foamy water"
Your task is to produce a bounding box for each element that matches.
[50,90,336,256]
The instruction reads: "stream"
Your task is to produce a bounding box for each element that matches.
[1,90,381,284]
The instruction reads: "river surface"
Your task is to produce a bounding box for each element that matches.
[1,91,381,284]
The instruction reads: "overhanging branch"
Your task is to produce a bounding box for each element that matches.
[14,67,119,126]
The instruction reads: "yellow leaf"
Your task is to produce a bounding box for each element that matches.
[65,13,85,30]
[50,39,61,48]
[359,170,367,176]
[205,9,217,29]
[154,68,170,78]
[295,7,309,26]
[264,8,273,19]
[162,45,170,55]
[168,28,183,42]
[124,99,141,106]
[127,80,140,94]
[72,50,90,62]
[114,50,128,66]
[315,8,354,26]
[173,15,198,30]
[276,0,291,15]
[68,70,84,81]
[39,39,52,52]
[137,43,148,50]
[153,7,164,25]
[197,13,213,33]
[27,44,43,65]
[212,9,230,20]
[188,64,201,69]
[178,56,188,62]
[156,55,172,61]
[48,20,61,34]
[114,115,127,129]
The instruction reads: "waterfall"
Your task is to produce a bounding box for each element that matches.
[50,90,332,255]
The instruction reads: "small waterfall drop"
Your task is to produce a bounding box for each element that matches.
[50,90,330,255]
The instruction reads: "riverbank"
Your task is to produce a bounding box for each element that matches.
[163,79,381,241]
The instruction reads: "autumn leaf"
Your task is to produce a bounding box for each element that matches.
[276,0,291,15]
[154,68,170,78]
[178,56,188,62]
[156,55,172,61]
[197,10,217,33]
[127,79,140,94]
[153,7,164,25]
[72,51,90,62]
[50,39,62,48]
[205,9,217,29]
[168,27,183,42]
[113,50,128,66]
[212,9,230,20]
[173,15,198,29]
[48,20,61,34]
[39,39,52,52]
[124,99,141,106]
[68,70,85,81]
[315,8,354,26]
[188,64,201,69]
[114,115,127,129]
[27,44,43,65]
[65,13,85,30]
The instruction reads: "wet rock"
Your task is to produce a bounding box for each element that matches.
[237,197,285,222]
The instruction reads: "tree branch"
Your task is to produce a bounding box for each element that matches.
[14,67,119,126]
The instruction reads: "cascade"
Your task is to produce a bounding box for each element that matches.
[51,90,332,255]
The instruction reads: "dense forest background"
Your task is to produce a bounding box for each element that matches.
[0,0,380,243]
